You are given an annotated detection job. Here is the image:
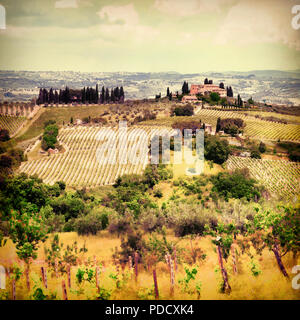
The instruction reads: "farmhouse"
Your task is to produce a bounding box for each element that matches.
[190,84,226,97]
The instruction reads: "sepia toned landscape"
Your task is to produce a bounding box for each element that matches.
[0,0,299,302]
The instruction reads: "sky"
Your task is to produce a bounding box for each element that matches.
[0,0,299,73]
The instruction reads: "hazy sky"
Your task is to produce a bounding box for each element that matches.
[0,0,299,72]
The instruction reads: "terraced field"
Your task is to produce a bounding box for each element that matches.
[19,126,174,188]
[227,155,300,198]
[0,115,27,136]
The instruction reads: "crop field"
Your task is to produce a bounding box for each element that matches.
[0,115,27,136]
[141,108,300,142]
[227,156,300,197]
[18,126,174,188]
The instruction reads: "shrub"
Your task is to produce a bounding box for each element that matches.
[139,208,165,233]
[167,203,218,237]
[108,211,134,236]
[75,211,110,235]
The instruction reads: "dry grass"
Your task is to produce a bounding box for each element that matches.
[1,231,299,300]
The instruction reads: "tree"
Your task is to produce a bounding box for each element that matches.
[95,84,99,104]
[0,129,10,142]
[49,88,54,104]
[42,124,59,151]
[259,142,266,153]
[216,118,221,133]
[204,78,209,85]
[105,88,110,103]
[101,86,105,104]
[120,86,125,102]
[204,135,230,164]
[9,209,49,289]
[246,205,300,278]
[211,169,260,201]
[226,86,233,97]
[219,82,225,89]
[250,149,261,159]
[167,87,170,97]
[210,92,220,103]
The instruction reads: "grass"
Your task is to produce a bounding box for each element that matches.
[1,231,299,300]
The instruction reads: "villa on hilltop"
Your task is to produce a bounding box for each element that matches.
[190,84,226,97]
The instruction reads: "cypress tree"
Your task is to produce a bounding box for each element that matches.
[105,88,110,103]
[167,87,170,97]
[95,84,99,104]
[120,86,124,102]
[101,86,105,104]
[111,88,115,103]
[216,117,221,132]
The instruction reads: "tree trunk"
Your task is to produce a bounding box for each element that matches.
[217,245,231,293]
[272,243,289,278]
[153,269,159,300]
[25,264,30,291]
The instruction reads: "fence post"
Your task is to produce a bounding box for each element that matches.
[153,269,159,300]
[134,252,138,282]
[12,279,16,300]
[95,266,99,289]
[217,245,231,293]
[67,264,71,288]
[62,280,68,300]
[170,258,175,296]
[41,267,48,288]
[231,243,238,275]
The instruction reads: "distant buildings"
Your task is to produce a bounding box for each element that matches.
[190,84,227,97]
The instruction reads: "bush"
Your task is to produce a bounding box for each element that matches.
[211,169,260,201]
[108,211,134,236]
[251,150,261,159]
[0,129,10,142]
[167,203,218,237]
[139,208,165,233]
[75,211,110,235]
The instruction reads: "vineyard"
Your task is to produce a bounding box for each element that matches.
[0,115,27,136]
[227,155,300,197]
[142,108,300,142]
[19,126,173,188]
[0,232,298,300]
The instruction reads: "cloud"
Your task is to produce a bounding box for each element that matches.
[55,0,78,9]
[97,3,159,43]
[154,0,232,17]
[214,0,300,50]
[97,3,139,25]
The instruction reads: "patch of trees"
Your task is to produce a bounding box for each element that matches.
[226,86,233,97]
[216,117,245,136]
[211,169,261,201]
[37,85,125,105]
[204,134,231,164]
[172,104,194,116]
[278,142,300,162]
[0,129,10,142]
[42,123,59,151]
[182,81,190,95]
[204,78,213,85]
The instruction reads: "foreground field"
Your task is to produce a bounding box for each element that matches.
[227,156,300,198]
[0,232,299,300]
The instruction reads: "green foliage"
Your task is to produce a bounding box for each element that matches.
[251,149,261,159]
[172,104,194,116]
[8,210,49,263]
[44,234,88,275]
[210,92,220,103]
[75,210,112,235]
[204,135,230,164]
[211,169,260,201]
[42,124,59,151]
[178,266,202,297]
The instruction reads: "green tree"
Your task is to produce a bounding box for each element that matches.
[246,205,300,277]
